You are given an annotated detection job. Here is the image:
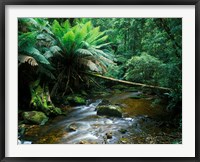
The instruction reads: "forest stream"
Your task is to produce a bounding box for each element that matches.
[18,18,182,145]
[19,90,182,144]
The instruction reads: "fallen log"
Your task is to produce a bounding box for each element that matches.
[85,72,171,91]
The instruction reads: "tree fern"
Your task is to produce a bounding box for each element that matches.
[19,18,114,97]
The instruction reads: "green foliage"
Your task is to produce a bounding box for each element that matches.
[19,18,114,97]
[18,17,182,117]
[65,94,86,105]
[30,80,62,116]
[18,18,55,80]
[51,20,113,70]
[49,19,114,96]
[124,53,165,85]
[91,18,182,111]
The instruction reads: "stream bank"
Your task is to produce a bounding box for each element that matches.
[18,86,182,144]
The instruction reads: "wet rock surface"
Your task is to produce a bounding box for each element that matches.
[97,105,122,117]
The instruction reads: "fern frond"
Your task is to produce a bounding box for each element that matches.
[22,46,51,65]
[79,58,100,72]
[62,20,71,33]
[50,45,62,54]
[18,32,37,48]
[92,35,108,45]
[62,30,75,53]
[85,21,93,33]
[18,54,38,66]
[86,27,100,44]
[75,49,93,56]
[52,20,64,38]
[95,43,111,49]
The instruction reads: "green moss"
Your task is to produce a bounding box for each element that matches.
[52,107,62,115]
[74,96,86,105]
[120,137,129,144]
[23,111,49,125]
[65,95,86,105]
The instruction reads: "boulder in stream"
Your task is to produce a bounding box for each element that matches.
[97,105,122,117]
[23,111,49,125]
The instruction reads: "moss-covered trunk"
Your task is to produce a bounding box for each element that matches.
[30,80,62,116]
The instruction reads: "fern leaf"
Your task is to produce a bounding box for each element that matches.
[52,20,64,38]
[75,49,93,56]
[86,27,100,44]
[23,46,51,65]
[62,31,75,53]
[50,45,62,54]
[62,20,71,33]
[85,21,93,33]
[18,32,37,48]
[92,35,108,45]
[95,43,111,49]
[18,54,38,66]
[43,51,53,59]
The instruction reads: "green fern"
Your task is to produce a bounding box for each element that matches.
[52,20,64,38]
[22,47,51,65]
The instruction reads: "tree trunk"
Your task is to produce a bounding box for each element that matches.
[85,72,171,91]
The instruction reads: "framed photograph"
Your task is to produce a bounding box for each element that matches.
[1,0,199,161]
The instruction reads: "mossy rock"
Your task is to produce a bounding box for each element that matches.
[120,137,129,144]
[23,111,49,125]
[119,129,127,134]
[65,95,86,106]
[97,105,122,117]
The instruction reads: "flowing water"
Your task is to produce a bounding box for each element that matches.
[20,92,181,144]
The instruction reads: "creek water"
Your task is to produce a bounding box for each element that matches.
[20,92,181,144]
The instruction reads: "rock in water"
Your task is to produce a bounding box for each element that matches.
[97,105,122,117]
[23,111,49,125]
[106,132,113,139]
[67,123,78,132]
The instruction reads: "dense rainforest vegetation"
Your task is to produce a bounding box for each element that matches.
[18,18,182,144]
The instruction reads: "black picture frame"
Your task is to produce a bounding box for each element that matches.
[1,0,200,162]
